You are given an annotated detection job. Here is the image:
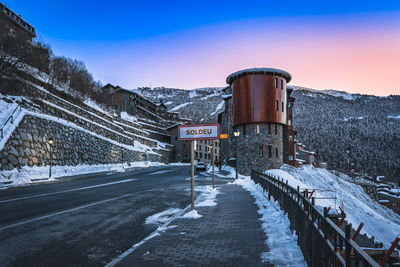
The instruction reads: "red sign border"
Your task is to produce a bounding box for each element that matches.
[178,124,220,141]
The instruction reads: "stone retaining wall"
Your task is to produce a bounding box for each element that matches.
[0,114,162,171]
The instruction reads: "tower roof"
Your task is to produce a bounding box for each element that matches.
[226,67,292,84]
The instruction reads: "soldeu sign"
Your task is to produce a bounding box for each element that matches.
[178,124,220,140]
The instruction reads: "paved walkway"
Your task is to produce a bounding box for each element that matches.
[116,184,272,266]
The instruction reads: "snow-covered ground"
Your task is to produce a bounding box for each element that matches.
[0,98,25,151]
[0,98,19,125]
[233,176,307,266]
[267,165,400,248]
[0,161,164,188]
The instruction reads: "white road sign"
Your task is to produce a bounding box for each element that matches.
[178,124,220,140]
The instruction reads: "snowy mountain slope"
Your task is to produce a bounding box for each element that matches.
[136,87,224,123]
[267,165,400,249]
[136,85,399,181]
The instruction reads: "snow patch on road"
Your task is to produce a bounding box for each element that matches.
[146,208,183,225]
[233,176,307,266]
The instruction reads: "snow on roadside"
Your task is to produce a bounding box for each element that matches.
[181,210,202,219]
[0,161,164,188]
[195,185,220,207]
[233,176,307,266]
[267,165,400,248]
[144,185,219,225]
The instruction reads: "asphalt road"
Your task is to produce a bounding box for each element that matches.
[0,165,230,266]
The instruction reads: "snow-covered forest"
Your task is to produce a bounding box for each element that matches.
[138,86,400,181]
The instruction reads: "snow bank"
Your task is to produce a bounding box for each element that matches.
[233,176,306,266]
[181,210,202,219]
[195,185,220,207]
[0,161,164,188]
[267,165,400,248]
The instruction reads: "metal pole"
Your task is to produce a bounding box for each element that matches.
[49,146,52,178]
[212,140,215,189]
[236,136,238,179]
[191,140,195,210]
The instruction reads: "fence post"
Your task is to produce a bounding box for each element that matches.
[345,224,351,266]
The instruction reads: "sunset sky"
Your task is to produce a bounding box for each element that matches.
[5,0,400,95]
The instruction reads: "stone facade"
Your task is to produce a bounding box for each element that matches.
[218,89,234,166]
[0,114,163,171]
[236,123,283,175]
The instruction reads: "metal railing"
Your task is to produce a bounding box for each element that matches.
[251,170,379,267]
[0,102,22,139]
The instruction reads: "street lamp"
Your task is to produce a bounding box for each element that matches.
[233,130,240,179]
[47,137,54,178]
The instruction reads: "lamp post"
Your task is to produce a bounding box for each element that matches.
[233,130,240,179]
[47,137,54,178]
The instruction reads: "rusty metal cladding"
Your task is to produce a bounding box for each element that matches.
[231,71,289,126]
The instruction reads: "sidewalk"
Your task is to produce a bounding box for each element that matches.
[116,183,272,266]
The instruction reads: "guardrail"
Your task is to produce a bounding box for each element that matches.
[251,170,379,267]
[0,102,22,139]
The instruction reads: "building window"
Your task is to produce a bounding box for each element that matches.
[243,124,246,135]
[288,119,292,126]
[281,79,284,90]
[275,78,278,88]
[289,135,293,142]
[200,152,203,159]
[282,102,284,113]
[195,152,198,158]
[276,101,279,111]
[268,145,272,157]
[259,145,264,158]
[289,155,293,161]
[256,124,260,134]
[268,123,271,134]
[275,124,278,135]
[276,147,279,157]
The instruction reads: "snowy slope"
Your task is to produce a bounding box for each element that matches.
[267,165,400,248]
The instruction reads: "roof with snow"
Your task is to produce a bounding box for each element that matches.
[226,68,292,84]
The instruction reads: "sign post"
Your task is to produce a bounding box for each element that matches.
[191,140,195,210]
[211,140,215,189]
[178,124,220,210]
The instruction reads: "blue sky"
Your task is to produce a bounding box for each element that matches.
[3,0,400,95]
